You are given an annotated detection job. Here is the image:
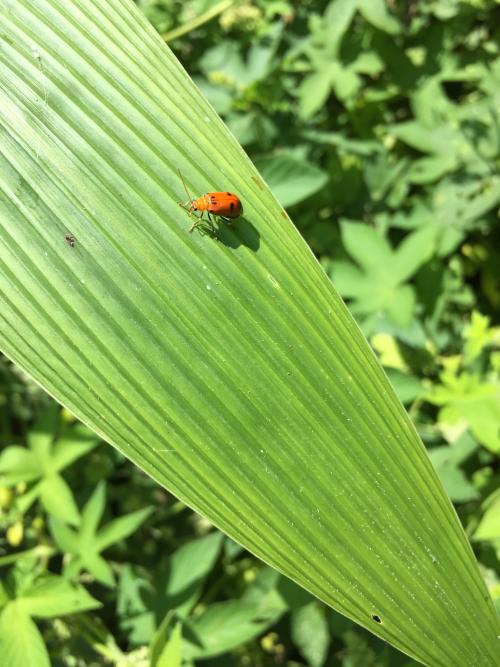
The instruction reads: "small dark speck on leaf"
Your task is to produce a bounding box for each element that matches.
[251,175,264,190]
[372,614,382,624]
[65,234,76,247]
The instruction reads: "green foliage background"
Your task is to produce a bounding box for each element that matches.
[1,0,499,665]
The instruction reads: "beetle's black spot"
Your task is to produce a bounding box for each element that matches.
[371,615,382,624]
[226,192,231,196]
[230,201,235,212]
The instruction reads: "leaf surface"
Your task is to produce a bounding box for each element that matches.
[0,2,499,665]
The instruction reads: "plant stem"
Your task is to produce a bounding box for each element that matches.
[162,0,235,42]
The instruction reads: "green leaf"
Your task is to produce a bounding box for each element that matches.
[431,176,500,256]
[326,261,365,298]
[80,482,106,545]
[385,285,415,328]
[332,64,362,102]
[0,581,9,609]
[1,2,499,665]
[334,224,437,328]
[384,370,422,405]
[0,545,55,569]
[276,574,315,610]
[163,532,223,614]
[302,130,382,157]
[255,153,328,207]
[198,41,245,83]
[357,0,400,34]
[117,565,157,645]
[95,505,152,551]
[0,604,50,667]
[391,226,436,283]
[473,492,500,542]
[0,416,91,511]
[291,601,330,667]
[51,423,99,472]
[298,68,333,120]
[242,567,294,619]
[155,620,183,667]
[48,517,77,554]
[26,404,59,465]
[49,482,150,586]
[338,628,382,667]
[0,447,40,485]
[364,153,410,201]
[15,576,100,618]
[15,483,43,516]
[119,534,224,646]
[63,556,85,583]
[149,610,176,667]
[407,155,457,184]
[182,601,273,659]
[38,474,80,526]
[391,122,456,156]
[81,553,115,587]
[463,312,499,364]
[351,52,384,76]
[340,222,392,273]
[428,447,479,504]
[427,373,500,453]
[324,0,358,53]
[227,112,277,148]
[198,39,275,88]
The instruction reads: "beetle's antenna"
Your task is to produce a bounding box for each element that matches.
[178,169,193,203]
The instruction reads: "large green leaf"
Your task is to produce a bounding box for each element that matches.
[0,1,498,665]
[0,605,50,667]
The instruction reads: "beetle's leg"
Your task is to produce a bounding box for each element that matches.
[189,219,200,233]
[199,213,214,237]
[188,211,203,233]
[207,212,216,237]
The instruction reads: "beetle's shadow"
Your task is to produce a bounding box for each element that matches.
[196,217,260,252]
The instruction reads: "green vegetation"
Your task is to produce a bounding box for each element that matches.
[1,0,499,665]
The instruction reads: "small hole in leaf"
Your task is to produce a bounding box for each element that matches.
[372,614,382,624]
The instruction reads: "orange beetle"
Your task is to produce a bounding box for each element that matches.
[178,170,243,235]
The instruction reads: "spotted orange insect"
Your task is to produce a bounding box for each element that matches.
[178,170,243,236]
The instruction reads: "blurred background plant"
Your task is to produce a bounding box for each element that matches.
[1,0,499,664]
